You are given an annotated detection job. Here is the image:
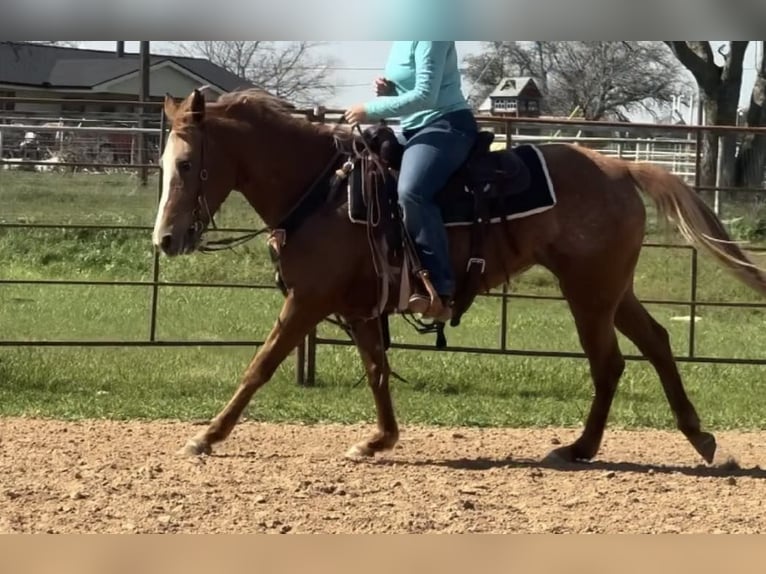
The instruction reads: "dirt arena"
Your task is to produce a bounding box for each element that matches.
[2,417,765,534]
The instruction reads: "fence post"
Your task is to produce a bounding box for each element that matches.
[306,329,317,386]
[499,119,514,351]
[687,119,705,359]
[305,107,329,386]
[148,108,166,342]
[295,338,307,386]
[294,105,326,387]
[714,134,723,217]
[693,92,704,195]
[138,41,150,187]
[688,248,699,359]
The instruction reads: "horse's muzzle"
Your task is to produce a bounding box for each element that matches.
[157,226,202,256]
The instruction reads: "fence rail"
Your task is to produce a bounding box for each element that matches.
[2,96,766,386]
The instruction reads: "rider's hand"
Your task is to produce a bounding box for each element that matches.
[344,104,368,125]
[374,77,395,97]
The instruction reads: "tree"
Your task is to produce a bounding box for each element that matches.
[462,41,687,121]
[666,42,766,189]
[461,42,531,109]
[736,44,766,188]
[665,42,746,188]
[171,41,337,107]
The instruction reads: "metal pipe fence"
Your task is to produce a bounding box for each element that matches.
[2,97,766,388]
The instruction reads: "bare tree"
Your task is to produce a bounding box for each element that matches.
[545,42,686,121]
[461,42,529,108]
[172,41,337,106]
[463,41,687,121]
[735,43,766,188]
[665,42,752,188]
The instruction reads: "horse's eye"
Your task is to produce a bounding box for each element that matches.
[177,160,192,173]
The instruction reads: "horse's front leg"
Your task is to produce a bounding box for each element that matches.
[179,293,325,456]
[344,316,400,459]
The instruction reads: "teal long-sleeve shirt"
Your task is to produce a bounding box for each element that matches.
[363,41,472,132]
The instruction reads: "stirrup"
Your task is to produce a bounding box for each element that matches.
[408,293,452,322]
[427,299,453,323]
[407,293,431,314]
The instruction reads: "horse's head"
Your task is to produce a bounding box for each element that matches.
[152,89,236,256]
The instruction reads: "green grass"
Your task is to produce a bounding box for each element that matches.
[2,170,766,431]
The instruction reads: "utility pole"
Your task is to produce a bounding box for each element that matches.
[138,41,150,186]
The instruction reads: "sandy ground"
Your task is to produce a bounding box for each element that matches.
[2,417,766,534]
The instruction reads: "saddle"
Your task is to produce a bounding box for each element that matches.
[368,124,531,204]
[344,121,534,345]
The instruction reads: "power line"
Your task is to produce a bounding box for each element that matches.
[297,66,385,71]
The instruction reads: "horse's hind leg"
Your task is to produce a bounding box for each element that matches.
[614,290,738,468]
[344,316,399,459]
[546,300,626,463]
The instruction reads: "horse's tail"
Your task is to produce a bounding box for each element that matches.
[627,162,766,296]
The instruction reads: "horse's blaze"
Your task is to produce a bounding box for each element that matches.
[152,131,191,248]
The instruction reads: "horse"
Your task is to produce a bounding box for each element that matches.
[152,87,766,468]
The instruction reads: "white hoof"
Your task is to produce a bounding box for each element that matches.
[344,443,375,460]
[711,449,740,471]
[177,438,211,457]
[541,450,567,465]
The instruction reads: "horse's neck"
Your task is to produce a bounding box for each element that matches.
[234,120,338,227]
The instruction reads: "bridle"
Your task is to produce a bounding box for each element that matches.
[184,120,271,253]
[184,112,377,255]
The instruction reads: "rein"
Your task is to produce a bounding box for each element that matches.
[183,121,271,254]
[190,113,361,255]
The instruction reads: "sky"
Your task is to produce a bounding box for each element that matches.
[77,41,759,119]
[77,41,486,106]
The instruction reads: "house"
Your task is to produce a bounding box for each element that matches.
[0,42,256,165]
[0,42,255,117]
[477,77,543,118]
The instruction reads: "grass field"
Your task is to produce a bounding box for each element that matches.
[2,170,766,431]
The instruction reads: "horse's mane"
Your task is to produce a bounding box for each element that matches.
[206,88,352,144]
[214,88,296,118]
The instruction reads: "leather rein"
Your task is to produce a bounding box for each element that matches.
[188,122,269,254]
[187,115,372,255]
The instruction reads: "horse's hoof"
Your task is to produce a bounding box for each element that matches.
[177,438,211,457]
[541,448,569,466]
[690,432,738,469]
[344,443,375,461]
[542,445,591,467]
[713,455,740,471]
[710,446,740,471]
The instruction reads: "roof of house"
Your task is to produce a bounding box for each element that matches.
[477,76,540,112]
[0,42,255,93]
[487,77,537,99]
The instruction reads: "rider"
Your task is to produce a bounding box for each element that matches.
[344,41,478,320]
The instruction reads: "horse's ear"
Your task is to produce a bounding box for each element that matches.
[163,93,179,121]
[190,88,205,123]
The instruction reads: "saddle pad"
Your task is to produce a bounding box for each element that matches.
[347,143,557,227]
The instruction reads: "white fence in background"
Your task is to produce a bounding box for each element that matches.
[490,133,699,183]
[2,98,763,190]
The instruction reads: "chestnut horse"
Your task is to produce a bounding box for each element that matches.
[153,88,766,467]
